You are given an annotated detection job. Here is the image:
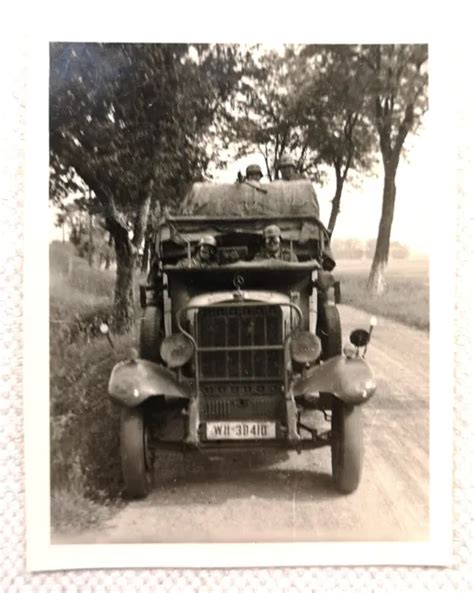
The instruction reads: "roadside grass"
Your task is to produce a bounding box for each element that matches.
[51,488,115,534]
[49,242,116,354]
[336,258,429,331]
[50,242,136,532]
[50,334,134,531]
[50,240,115,297]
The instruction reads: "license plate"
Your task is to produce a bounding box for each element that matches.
[206,421,276,440]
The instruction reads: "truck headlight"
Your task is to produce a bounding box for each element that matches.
[290,332,321,364]
[160,333,194,368]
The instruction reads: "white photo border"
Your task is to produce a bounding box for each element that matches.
[24,20,454,571]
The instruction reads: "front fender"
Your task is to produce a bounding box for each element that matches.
[108,358,190,408]
[292,355,376,405]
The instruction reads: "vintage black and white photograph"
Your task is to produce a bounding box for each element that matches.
[42,41,436,554]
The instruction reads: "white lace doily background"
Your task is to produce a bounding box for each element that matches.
[1,34,472,592]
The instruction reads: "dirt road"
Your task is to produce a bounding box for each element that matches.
[53,305,429,544]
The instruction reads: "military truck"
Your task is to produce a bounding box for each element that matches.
[107,179,377,498]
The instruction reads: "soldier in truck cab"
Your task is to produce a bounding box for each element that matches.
[177,235,218,268]
[254,225,298,262]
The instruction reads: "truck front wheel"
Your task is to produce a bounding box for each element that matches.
[120,406,152,498]
[331,402,363,494]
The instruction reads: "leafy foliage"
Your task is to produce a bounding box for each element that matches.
[50,43,241,211]
[50,42,428,308]
[360,44,428,167]
[50,43,242,329]
[302,47,377,172]
[227,45,378,233]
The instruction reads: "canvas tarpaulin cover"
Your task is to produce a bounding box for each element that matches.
[180,180,320,219]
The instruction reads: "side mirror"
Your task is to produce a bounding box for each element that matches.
[348,316,378,357]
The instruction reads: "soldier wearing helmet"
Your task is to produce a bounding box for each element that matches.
[254,224,298,262]
[245,163,264,183]
[277,154,301,181]
[177,235,218,268]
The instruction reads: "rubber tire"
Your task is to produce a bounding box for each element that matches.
[139,306,163,363]
[331,403,363,494]
[318,304,342,360]
[120,406,152,499]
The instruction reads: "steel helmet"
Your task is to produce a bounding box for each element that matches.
[263,225,281,239]
[246,164,263,178]
[278,154,296,169]
[198,235,217,248]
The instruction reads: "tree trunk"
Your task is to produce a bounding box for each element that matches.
[327,168,344,236]
[110,194,151,332]
[367,165,397,295]
[141,235,150,274]
[113,236,136,333]
[88,212,93,267]
[104,233,113,270]
[263,153,272,181]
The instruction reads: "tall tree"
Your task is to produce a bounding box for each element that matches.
[50,43,240,330]
[301,45,377,235]
[230,45,377,234]
[361,44,428,294]
[228,47,306,180]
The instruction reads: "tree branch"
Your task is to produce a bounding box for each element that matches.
[392,102,414,161]
[260,145,272,181]
[52,135,131,245]
[297,143,308,171]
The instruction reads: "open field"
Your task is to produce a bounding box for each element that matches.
[335,257,429,330]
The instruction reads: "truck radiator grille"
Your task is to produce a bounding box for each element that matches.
[201,395,283,420]
[196,304,284,380]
